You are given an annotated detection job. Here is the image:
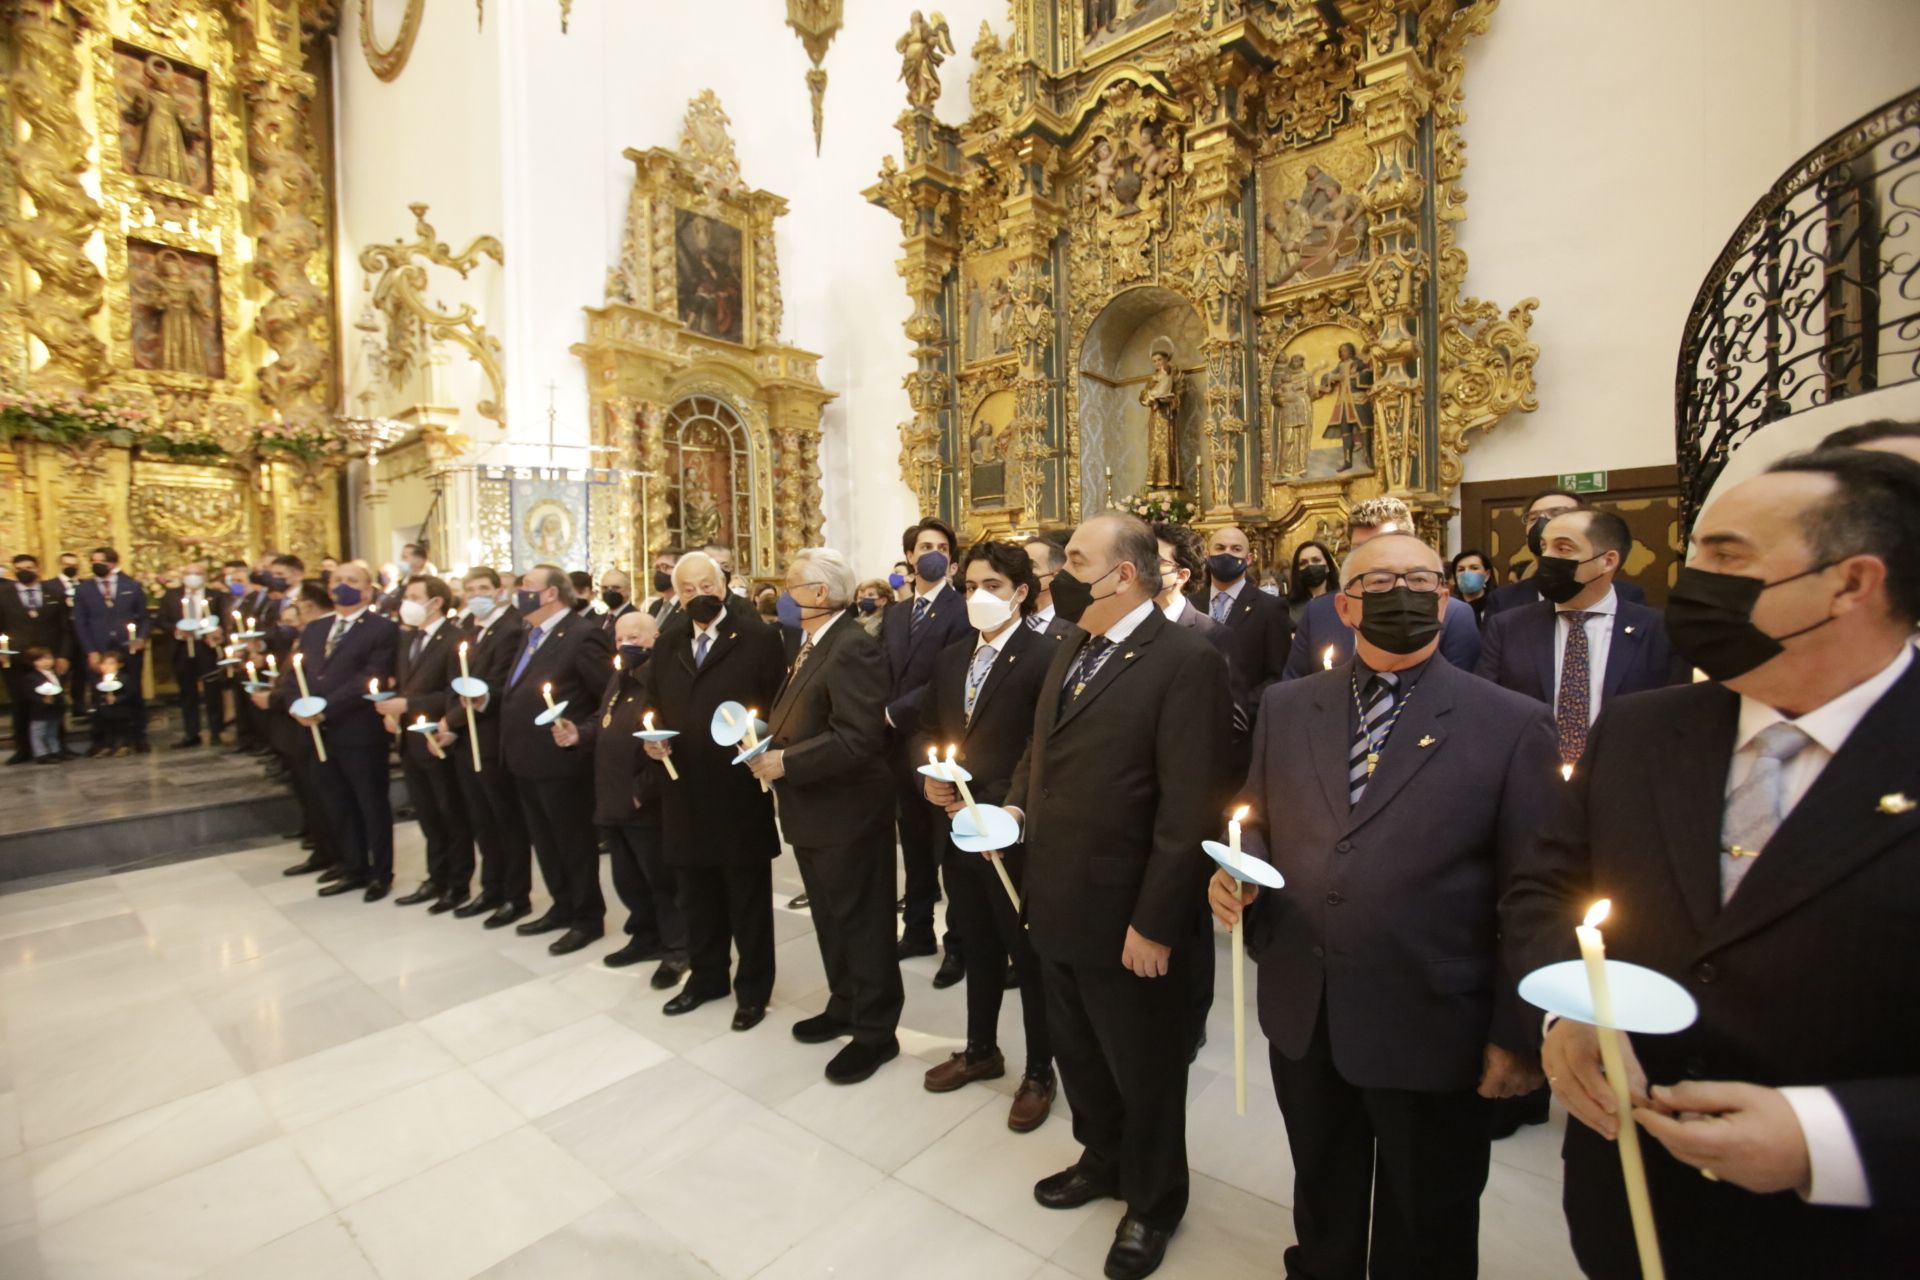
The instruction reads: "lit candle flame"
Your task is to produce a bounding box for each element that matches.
[613,653,622,671]
[643,711,655,731]
[1322,645,1335,670]
[1231,804,1250,824]
[927,746,939,766]
[1584,899,1611,930]
[945,743,957,764]
[1561,763,1574,782]
[369,678,379,696]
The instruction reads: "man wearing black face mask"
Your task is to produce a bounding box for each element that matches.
[595,568,638,633]
[1,555,72,764]
[645,546,681,624]
[1482,490,1646,621]
[1194,525,1293,716]
[1505,447,1920,1279]
[1209,532,1557,1280]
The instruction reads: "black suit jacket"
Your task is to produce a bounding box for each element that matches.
[1481,574,1646,620]
[157,587,223,670]
[393,620,460,764]
[1006,607,1231,965]
[1503,659,1920,1277]
[0,580,68,654]
[1191,582,1292,713]
[915,621,1052,810]
[1281,589,1482,680]
[445,609,525,766]
[767,611,892,848]
[1473,596,1685,710]
[1237,656,1558,1091]
[880,585,974,732]
[586,666,662,826]
[294,611,399,749]
[74,574,148,654]
[496,610,613,779]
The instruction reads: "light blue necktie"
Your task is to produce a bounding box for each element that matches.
[1211,590,1232,623]
[509,626,543,687]
[1720,721,1815,903]
[964,642,995,720]
[693,632,710,668]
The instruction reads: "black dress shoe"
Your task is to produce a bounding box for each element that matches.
[1103,1216,1172,1280]
[318,866,347,884]
[318,877,370,897]
[547,927,603,956]
[282,856,328,877]
[896,930,938,960]
[663,987,721,1016]
[172,737,201,750]
[299,836,315,851]
[454,896,502,919]
[791,1012,851,1044]
[363,880,392,903]
[395,883,441,906]
[825,1038,899,1085]
[1004,960,1019,990]
[133,741,152,754]
[515,910,568,937]
[1034,1165,1120,1210]
[5,752,30,766]
[484,901,532,929]
[731,1003,766,1031]
[602,938,662,968]
[786,892,809,910]
[279,828,305,840]
[649,959,689,989]
[932,951,965,989]
[428,894,467,915]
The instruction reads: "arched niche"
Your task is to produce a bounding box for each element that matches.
[663,391,757,570]
[1077,286,1208,514]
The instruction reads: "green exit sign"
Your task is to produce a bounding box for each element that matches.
[1558,470,1608,494]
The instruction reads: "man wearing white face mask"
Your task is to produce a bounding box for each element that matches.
[380,575,474,912]
[443,567,534,926]
[160,558,226,748]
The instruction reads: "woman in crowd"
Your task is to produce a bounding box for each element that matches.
[855,577,891,637]
[1284,539,1339,626]
[1450,548,1495,625]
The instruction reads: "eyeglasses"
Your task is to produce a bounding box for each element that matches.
[1342,569,1444,596]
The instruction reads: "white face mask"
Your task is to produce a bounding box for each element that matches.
[398,598,429,628]
[182,573,204,589]
[466,593,496,619]
[966,586,1015,633]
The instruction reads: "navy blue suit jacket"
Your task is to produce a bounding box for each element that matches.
[880,584,974,733]
[1481,574,1645,621]
[294,611,399,749]
[1472,596,1685,708]
[1280,589,1481,681]
[74,574,148,654]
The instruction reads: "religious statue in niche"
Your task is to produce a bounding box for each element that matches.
[129,242,223,378]
[1266,164,1369,289]
[676,211,745,344]
[1089,118,1179,218]
[1081,0,1174,53]
[1268,352,1313,478]
[897,11,954,112]
[1317,342,1374,472]
[116,48,210,192]
[677,465,724,548]
[1139,337,1182,489]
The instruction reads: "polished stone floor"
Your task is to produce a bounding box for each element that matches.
[0,729,283,839]
[0,829,1581,1279]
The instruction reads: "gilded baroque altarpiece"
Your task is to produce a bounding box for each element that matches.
[0,0,342,573]
[869,0,1538,561]
[572,93,834,580]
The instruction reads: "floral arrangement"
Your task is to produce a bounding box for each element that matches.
[253,415,346,463]
[0,386,144,446]
[1119,487,1197,525]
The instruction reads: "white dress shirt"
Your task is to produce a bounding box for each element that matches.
[1028,602,1056,631]
[689,606,722,663]
[1096,598,1156,646]
[974,617,1018,661]
[1161,592,1189,623]
[1735,643,1912,1208]
[1551,586,1617,726]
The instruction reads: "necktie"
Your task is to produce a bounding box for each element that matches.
[325,617,348,658]
[790,637,814,678]
[1348,671,1401,807]
[1058,636,1114,712]
[408,630,425,666]
[911,595,930,637]
[509,626,543,687]
[25,586,40,611]
[1555,611,1597,764]
[1720,721,1815,903]
[1211,590,1231,623]
[1026,614,1045,633]
[964,642,996,720]
[693,631,710,668]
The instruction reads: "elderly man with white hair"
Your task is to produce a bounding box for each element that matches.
[754,547,901,1085]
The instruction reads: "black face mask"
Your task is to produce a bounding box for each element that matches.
[1526,515,1553,559]
[1355,587,1443,655]
[14,568,37,586]
[1533,553,1606,605]
[1207,553,1248,582]
[684,594,725,626]
[60,565,78,579]
[1297,563,1330,590]
[91,562,111,578]
[653,570,674,595]
[602,589,626,610]
[618,643,651,672]
[1050,562,1121,625]
[857,597,879,615]
[1665,564,1835,681]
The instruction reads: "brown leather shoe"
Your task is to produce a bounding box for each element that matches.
[923,1048,1005,1093]
[1007,1072,1056,1133]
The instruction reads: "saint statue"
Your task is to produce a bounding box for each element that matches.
[126,56,195,186]
[679,467,723,547]
[1139,338,1182,490]
[150,250,209,376]
[1270,352,1312,478]
[897,11,954,112]
[1317,342,1374,472]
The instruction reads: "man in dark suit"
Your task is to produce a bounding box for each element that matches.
[489,564,614,954]
[882,517,975,974]
[1505,448,1920,1279]
[157,558,226,748]
[1481,489,1647,621]
[379,574,472,912]
[1195,525,1292,714]
[645,544,682,625]
[232,554,304,756]
[444,568,534,928]
[915,541,1058,1131]
[596,567,639,632]
[293,560,398,900]
[1022,534,1070,636]
[74,546,150,752]
[3,554,71,764]
[642,550,787,1029]
[1210,531,1557,1280]
[1283,498,1482,679]
[264,584,336,878]
[1003,513,1231,1280]
[757,546,901,1085]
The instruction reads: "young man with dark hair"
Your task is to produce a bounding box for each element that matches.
[1481,492,1645,619]
[380,573,473,912]
[646,545,683,623]
[74,546,150,752]
[1023,535,1070,635]
[1819,415,1920,464]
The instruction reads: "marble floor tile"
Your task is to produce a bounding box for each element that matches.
[681,1005,846,1107]
[895,1096,1092,1258]
[338,1126,613,1280]
[1047,1170,1294,1280]
[368,947,541,1022]
[196,1215,379,1280]
[33,1138,331,1280]
[288,1068,523,1209]
[476,1196,721,1280]
[0,912,147,973]
[1,1152,32,1244]
[418,974,598,1063]
[538,1058,770,1194]
[759,1176,1043,1280]
[0,1093,18,1161]
[249,1023,456,1131]
[777,1049,994,1173]
[210,978,409,1074]
[471,1014,672,1119]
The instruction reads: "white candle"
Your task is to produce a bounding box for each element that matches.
[1,634,8,668]
[127,622,137,646]
[613,653,622,671]
[458,641,481,772]
[1322,645,1335,670]
[643,711,679,780]
[458,640,471,679]
[291,652,326,762]
[415,714,445,758]
[369,677,380,697]
[1575,901,1665,1280]
[541,681,556,710]
[743,708,768,792]
[245,660,257,685]
[1228,804,1250,1116]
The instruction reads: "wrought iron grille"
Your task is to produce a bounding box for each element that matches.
[1676,86,1920,530]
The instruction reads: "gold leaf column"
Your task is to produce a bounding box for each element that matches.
[1000,157,1063,523]
[4,0,107,390]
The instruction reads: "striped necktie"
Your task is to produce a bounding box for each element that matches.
[911,595,931,636]
[1057,636,1114,712]
[1720,722,1815,903]
[1348,671,1400,807]
[964,642,995,721]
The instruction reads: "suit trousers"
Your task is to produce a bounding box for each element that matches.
[893,758,952,949]
[601,821,686,958]
[455,749,531,906]
[943,845,1050,1073]
[172,659,226,740]
[676,862,775,1006]
[1042,953,1192,1232]
[314,743,395,882]
[1269,1002,1490,1280]
[287,748,335,867]
[403,754,473,896]
[508,769,603,927]
[232,684,261,748]
[5,666,39,757]
[795,820,905,1045]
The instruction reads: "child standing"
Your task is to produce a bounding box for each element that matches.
[24,647,65,763]
[91,652,134,757]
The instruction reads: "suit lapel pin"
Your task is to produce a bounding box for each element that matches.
[1623,625,1636,635]
[1417,735,1436,748]
[1123,651,1136,660]
[1879,792,1916,815]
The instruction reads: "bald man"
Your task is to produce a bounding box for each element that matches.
[1195,525,1292,718]
[1209,532,1558,1280]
